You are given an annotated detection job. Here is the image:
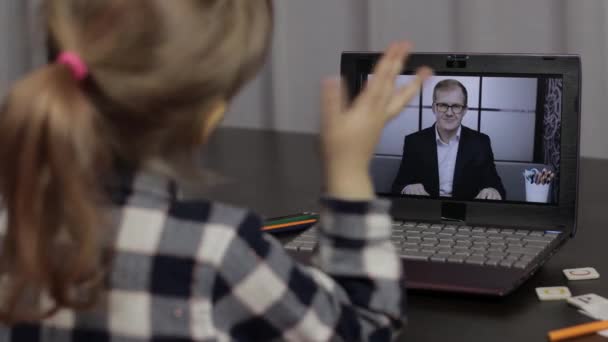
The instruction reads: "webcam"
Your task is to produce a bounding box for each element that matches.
[446,55,469,68]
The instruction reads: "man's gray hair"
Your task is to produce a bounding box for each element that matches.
[433,79,468,107]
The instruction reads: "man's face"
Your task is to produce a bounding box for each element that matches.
[433,88,467,133]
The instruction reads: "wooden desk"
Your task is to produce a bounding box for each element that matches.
[202,128,608,342]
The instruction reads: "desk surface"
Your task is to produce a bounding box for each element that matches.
[202,128,608,342]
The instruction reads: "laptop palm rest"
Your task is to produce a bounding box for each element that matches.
[403,260,527,296]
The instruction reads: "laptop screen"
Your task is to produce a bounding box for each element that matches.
[371,74,563,205]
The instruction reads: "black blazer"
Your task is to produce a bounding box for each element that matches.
[391,125,506,200]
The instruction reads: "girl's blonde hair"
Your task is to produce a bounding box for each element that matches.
[0,0,273,323]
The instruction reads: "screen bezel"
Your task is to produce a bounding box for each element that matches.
[341,53,581,233]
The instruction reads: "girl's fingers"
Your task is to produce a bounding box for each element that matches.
[352,42,410,114]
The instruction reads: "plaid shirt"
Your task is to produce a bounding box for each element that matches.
[0,171,404,341]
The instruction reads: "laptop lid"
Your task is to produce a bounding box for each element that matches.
[341,53,581,235]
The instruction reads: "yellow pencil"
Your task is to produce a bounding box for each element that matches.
[262,219,317,231]
[548,320,608,341]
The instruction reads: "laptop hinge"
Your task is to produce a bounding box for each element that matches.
[441,202,467,222]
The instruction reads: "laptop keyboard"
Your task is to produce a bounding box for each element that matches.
[283,221,561,269]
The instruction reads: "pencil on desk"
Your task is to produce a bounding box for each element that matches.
[262,219,318,231]
[548,320,608,341]
[265,212,317,222]
[265,214,319,226]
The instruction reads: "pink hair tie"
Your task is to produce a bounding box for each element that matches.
[56,52,89,81]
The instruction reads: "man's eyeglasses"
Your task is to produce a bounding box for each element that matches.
[435,103,466,115]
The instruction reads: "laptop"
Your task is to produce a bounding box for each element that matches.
[284,53,581,296]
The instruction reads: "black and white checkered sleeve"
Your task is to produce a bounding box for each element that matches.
[207,197,403,341]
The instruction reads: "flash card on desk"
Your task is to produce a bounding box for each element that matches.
[567,294,608,338]
[568,294,608,320]
[563,267,600,281]
[536,287,572,301]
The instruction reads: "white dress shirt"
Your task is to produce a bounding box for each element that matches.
[436,126,461,197]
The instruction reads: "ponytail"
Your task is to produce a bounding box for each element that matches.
[0,63,109,323]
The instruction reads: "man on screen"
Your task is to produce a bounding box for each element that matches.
[391,79,506,200]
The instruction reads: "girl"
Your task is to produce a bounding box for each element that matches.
[0,0,430,340]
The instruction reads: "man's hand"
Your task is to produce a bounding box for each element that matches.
[475,188,502,200]
[402,184,430,196]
